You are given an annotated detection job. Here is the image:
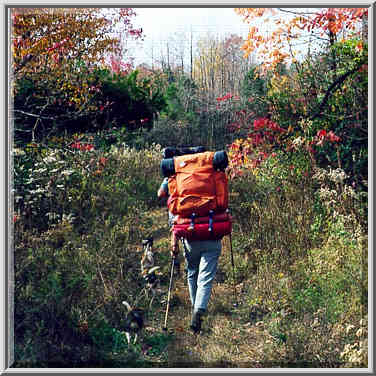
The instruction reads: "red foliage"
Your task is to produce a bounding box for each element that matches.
[315,129,341,145]
[71,142,94,151]
[216,93,234,102]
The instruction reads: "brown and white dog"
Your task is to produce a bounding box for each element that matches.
[140,237,162,308]
[142,265,161,308]
[140,237,154,274]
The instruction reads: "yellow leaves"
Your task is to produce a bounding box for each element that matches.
[355,41,363,52]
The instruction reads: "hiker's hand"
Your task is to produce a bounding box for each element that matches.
[170,232,179,257]
[170,240,179,257]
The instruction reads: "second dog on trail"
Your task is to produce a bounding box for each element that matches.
[122,300,144,345]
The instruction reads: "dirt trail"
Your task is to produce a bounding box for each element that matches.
[143,207,266,368]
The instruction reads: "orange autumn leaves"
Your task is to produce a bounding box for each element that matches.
[234,7,368,72]
[11,8,142,111]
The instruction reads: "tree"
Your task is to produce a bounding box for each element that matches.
[11,7,143,140]
[193,33,254,100]
[234,7,368,72]
[229,8,368,183]
[92,69,166,131]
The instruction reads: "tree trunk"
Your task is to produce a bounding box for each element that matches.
[362,12,368,43]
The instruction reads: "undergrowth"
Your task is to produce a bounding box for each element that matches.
[12,140,368,368]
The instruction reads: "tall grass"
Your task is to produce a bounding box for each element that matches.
[12,139,368,367]
[227,155,368,367]
[13,141,166,367]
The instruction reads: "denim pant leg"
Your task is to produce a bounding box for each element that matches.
[184,240,221,312]
[184,242,201,308]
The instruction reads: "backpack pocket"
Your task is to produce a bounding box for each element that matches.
[214,171,228,210]
[176,196,216,217]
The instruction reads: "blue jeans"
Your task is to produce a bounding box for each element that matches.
[182,239,222,313]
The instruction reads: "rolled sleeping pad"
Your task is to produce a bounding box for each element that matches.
[160,158,175,177]
[192,146,206,154]
[179,146,206,155]
[163,147,181,159]
[213,150,228,171]
[163,146,206,159]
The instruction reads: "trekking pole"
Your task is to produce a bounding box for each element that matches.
[229,232,238,306]
[163,254,176,331]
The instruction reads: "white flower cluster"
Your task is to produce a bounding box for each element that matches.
[312,167,327,182]
[13,148,25,156]
[298,118,313,130]
[342,184,357,198]
[61,169,74,176]
[340,318,368,366]
[292,136,305,147]
[318,187,337,201]
[313,167,348,184]
[327,168,348,184]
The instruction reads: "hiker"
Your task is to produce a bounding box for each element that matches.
[157,177,222,334]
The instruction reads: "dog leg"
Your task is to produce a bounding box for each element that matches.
[149,294,154,310]
[125,332,131,345]
[133,333,138,344]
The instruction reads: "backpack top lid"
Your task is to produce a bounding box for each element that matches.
[160,150,229,177]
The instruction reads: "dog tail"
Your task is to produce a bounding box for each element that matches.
[148,266,160,275]
[122,300,132,312]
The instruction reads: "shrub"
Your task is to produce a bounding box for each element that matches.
[13,142,165,367]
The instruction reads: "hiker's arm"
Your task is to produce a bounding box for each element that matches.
[158,187,167,198]
[157,177,169,199]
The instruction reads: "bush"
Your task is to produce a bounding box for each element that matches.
[13,142,165,367]
[226,151,367,366]
[13,69,167,145]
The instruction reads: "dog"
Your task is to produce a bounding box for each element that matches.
[142,265,161,308]
[122,300,144,345]
[140,237,154,274]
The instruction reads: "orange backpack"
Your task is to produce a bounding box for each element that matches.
[166,151,228,218]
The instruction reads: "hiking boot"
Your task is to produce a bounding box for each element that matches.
[190,308,205,334]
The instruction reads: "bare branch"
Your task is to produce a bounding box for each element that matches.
[310,61,366,121]
[13,109,55,120]
[277,8,320,16]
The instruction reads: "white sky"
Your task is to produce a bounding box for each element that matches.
[128,7,251,66]
[127,7,334,68]
[133,7,248,37]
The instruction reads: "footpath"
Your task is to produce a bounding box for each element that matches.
[141,207,267,368]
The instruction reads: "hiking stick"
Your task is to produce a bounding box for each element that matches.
[229,233,238,306]
[163,255,176,331]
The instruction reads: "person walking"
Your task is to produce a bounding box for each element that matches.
[158,178,222,334]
